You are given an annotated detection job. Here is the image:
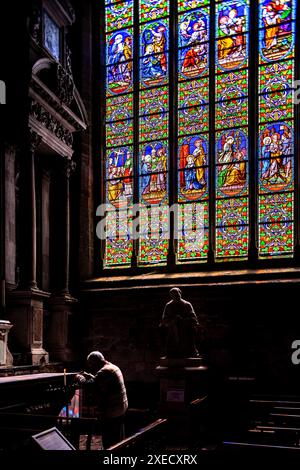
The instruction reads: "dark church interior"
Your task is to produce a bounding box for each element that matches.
[1,0,300,465]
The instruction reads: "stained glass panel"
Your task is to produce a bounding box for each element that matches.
[216,69,248,101]
[178,0,210,13]
[259,26,294,64]
[106,94,133,121]
[139,87,169,141]
[178,8,209,49]
[177,202,209,263]
[178,44,209,80]
[178,78,209,108]
[258,0,295,258]
[105,210,133,268]
[178,135,209,202]
[216,224,249,259]
[140,0,169,22]
[178,105,209,135]
[215,98,248,128]
[105,1,133,32]
[215,129,248,196]
[259,60,294,92]
[215,0,249,260]
[139,205,169,265]
[140,86,169,114]
[106,28,133,96]
[106,119,134,147]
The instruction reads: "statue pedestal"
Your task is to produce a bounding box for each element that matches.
[0,320,13,368]
[155,357,208,444]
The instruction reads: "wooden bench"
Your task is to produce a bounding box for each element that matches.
[107,418,167,453]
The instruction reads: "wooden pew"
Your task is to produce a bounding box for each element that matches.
[107,418,167,453]
[0,412,98,450]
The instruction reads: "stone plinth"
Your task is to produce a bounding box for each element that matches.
[48,293,78,361]
[7,289,49,365]
[155,357,208,443]
[0,320,13,368]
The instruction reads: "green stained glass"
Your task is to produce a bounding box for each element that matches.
[138,205,169,266]
[178,78,209,108]
[259,193,293,222]
[178,0,210,13]
[140,87,169,115]
[106,94,133,121]
[105,1,133,32]
[216,69,248,102]
[259,222,293,257]
[259,61,294,93]
[259,90,293,123]
[215,98,248,129]
[177,202,209,263]
[178,105,209,135]
[104,210,133,268]
[216,224,248,259]
[140,0,169,22]
[216,197,248,226]
[140,113,168,141]
[106,120,134,147]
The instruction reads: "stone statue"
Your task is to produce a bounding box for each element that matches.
[159,288,199,358]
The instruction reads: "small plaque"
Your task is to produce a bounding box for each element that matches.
[32,427,76,450]
[166,389,185,402]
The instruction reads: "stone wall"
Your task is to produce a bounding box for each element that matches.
[80,279,299,391]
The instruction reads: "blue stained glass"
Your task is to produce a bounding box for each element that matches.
[140,53,169,88]
[140,19,169,57]
[178,8,209,48]
[106,29,133,65]
[259,21,295,63]
[43,12,60,61]
[258,0,295,29]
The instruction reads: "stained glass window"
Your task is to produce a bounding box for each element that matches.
[102,0,297,270]
[258,0,295,258]
[104,1,134,268]
[139,2,170,266]
[43,11,61,61]
[177,1,210,263]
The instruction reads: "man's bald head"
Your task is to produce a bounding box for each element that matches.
[87,351,105,372]
[169,287,182,302]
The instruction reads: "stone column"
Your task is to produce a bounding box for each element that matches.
[7,131,50,365]
[19,131,41,289]
[49,157,77,362]
[61,158,76,294]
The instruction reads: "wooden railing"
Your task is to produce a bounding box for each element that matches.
[107,418,167,453]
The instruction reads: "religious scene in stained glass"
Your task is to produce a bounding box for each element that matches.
[139,141,168,206]
[178,135,209,202]
[216,130,248,198]
[215,0,249,260]
[216,1,249,72]
[258,0,295,258]
[106,147,133,208]
[106,29,133,95]
[140,19,169,88]
[102,0,297,268]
